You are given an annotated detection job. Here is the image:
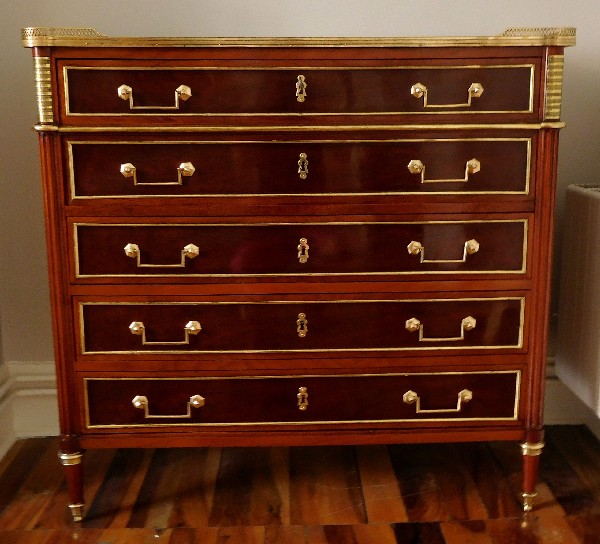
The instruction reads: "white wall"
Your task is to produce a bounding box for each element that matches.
[1,1,599,453]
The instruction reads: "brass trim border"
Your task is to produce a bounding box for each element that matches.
[77,297,526,355]
[58,452,83,466]
[67,138,532,199]
[520,441,545,456]
[62,64,535,117]
[33,57,53,124]
[22,27,575,48]
[82,370,521,429]
[72,219,529,277]
[544,55,564,121]
[502,27,575,39]
[22,27,102,45]
[33,123,567,132]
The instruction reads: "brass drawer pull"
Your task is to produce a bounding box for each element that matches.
[117,83,192,110]
[407,239,480,263]
[411,82,483,108]
[297,313,308,337]
[407,158,480,184]
[124,242,199,267]
[297,238,309,263]
[298,153,309,179]
[296,75,307,102]
[120,161,196,186]
[405,316,476,342]
[297,387,309,410]
[403,389,472,413]
[129,320,202,345]
[132,394,205,418]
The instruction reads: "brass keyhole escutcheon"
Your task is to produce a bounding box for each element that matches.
[296,75,307,102]
[297,387,309,410]
[297,313,308,337]
[298,153,308,179]
[298,238,309,263]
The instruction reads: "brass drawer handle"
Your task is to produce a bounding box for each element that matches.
[407,158,480,184]
[124,242,199,268]
[117,83,192,110]
[297,387,309,410]
[120,161,196,186]
[296,75,307,102]
[129,320,202,345]
[407,239,480,263]
[403,389,472,413]
[132,394,205,418]
[411,82,483,108]
[405,316,476,342]
[297,313,308,337]
[298,238,309,263]
[298,153,308,179]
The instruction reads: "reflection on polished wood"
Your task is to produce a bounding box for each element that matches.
[0,426,599,543]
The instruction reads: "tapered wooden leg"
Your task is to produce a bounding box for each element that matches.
[58,450,85,521]
[520,440,544,512]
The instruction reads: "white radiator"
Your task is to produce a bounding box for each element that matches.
[556,184,600,417]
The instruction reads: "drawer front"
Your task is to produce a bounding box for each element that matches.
[68,139,532,199]
[78,298,525,355]
[62,65,534,118]
[73,220,528,278]
[83,371,521,428]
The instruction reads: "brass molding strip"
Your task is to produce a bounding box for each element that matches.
[502,27,575,40]
[545,55,564,121]
[33,57,53,124]
[77,297,526,355]
[83,370,521,428]
[73,219,529,277]
[63,64,535,117]
[22,27,102,46]
[33,122,566,132]
[22,27,575,48]
[67,138,531,199]
[63,63,535,117]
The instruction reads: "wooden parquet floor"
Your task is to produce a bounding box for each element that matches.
[0,425,599,543]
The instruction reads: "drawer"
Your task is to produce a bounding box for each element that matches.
[67,138,532,199]
[73,220,529,279]
[77,297,525,355]
[82,371,521,428]
[61,63,535,119]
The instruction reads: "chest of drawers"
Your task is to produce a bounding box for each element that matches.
[22,26,575,521]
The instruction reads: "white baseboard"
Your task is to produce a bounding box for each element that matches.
[544,375,600,441]
[0,360,598,464]
[8,361,59,438]
[0,361,58,461]
[0,364,17,462]
[0,402,17,464]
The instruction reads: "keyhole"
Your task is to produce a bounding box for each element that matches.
[297,387,308,410]
[297,313,308,337]
[298,238,309,264]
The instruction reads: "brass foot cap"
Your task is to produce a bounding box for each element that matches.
[522,492,537,512]
[69,503,84,522]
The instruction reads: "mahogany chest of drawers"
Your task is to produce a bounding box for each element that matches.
[22,26,575,521]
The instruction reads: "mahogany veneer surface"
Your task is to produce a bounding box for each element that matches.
[22,27,574,519]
